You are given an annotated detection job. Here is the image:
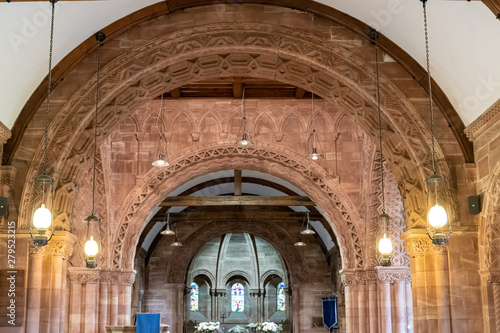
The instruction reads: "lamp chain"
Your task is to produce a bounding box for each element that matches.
[91,37,102,216]
[374,41,386,215]
[155,93,164,157]
[312,93,316,148]
[242,86,247,133]
[422,0,436,174]
[43,0,56,176]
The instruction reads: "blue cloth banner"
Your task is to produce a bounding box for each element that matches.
[322,296,338,329]
[136,313,161,333]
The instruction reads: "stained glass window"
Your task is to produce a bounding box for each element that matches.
[277,282,285,311]
[190,282,199,311]
[231,283,244,312]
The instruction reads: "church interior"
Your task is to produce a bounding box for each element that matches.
[1,1,500,332]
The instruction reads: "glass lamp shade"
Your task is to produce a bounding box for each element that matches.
[33,204,52,230]
[378,234,393,255]
[301,223,316,235]
[171,240,183,247]
[428,204,447,228]
[85,236,99,256]
[294,240,306,247]
[152,153,169,167]
[426,173,451,244]
[307,147,323,160]
[237,133,253,147]
[161,222,175,235]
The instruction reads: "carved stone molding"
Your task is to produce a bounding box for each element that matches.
[464,102,500,141]
[29,242,46,255]
[115,145,362,271]
[339,270,355,287]
[17,22,454,273]
[0,166,16,188]
[402,230,432,257]
[0,121,11,145]
[376,266,411,284]
[68,268,100,285]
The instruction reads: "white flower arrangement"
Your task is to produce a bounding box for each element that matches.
[257,322,283,333]
[228,325,249,333]
[195,321,220,333]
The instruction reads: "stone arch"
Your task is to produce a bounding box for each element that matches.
[17,22,455,270]
[165,219,310,285]
[223,271,254,288]
[261,270,285,289]
[190,270,215,288]
[113,143,363,271]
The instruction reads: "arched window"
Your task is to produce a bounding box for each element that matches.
[231,283,244,312]
[190,282,199,311]
[277,282,285,311]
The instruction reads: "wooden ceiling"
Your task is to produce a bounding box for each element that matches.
[157,77,317,99]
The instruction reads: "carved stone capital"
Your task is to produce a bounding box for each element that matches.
[29,242,46,255]
[428,244,448,255]
[1,166,16,188]
[68,267,100,284]
[376,266,411,284]
[402,230,431,257]
[355,271,367,285]
[340,270,355,287]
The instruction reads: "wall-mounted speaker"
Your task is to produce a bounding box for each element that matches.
[0,197,8,218]
[468,195,481,215]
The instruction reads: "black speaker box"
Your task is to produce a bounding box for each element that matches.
[468,195,481,215]
[0,197,8,218]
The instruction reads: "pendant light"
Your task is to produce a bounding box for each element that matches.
[29,0,59,247]
[237,87,253,147]
[152,93,170,167]
[301,212,316,235]
[370,30,393,267]
[84,32,106,269]
[170,223,182,246]
[160,212,175,236]
[307,93,323,160]
[294,224,307,247]
[421,0,452,245]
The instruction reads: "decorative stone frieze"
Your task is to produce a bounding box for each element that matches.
[464,101,500,141]
[376,266,411,284]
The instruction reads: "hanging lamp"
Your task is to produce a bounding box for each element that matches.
[170,223,182,246]
[152,93,170,167]
[160,212,175,236]
[301,212,316,235]
[294,224,307,247]
[29,0,59,247]
[370,30,393,267]
[84,32,106,269]
[237,86,253,147]
[307,93,323,160]
[421,0,452,245]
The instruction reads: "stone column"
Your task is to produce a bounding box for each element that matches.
[26,244,44,333]
[355,271,367,332]
[45,233,76,333]
[376,266,412,333]
[480,270,500,333]
[430,244,451,333]
[340,270,355,333]
[366,270,379,333]
[291,284,300,333]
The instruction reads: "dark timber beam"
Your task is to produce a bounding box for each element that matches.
[233,77,243,98]
[234,170,242,196]
[295,87,306,99]
[159,196,315,207]
[150,211,324,222]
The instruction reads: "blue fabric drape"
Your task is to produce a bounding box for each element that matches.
[322,296,338,329]
[136,313,160,333]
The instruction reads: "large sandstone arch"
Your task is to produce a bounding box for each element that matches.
[18,22,455,241]
[165,220,310,284]
[113,143,363,270]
